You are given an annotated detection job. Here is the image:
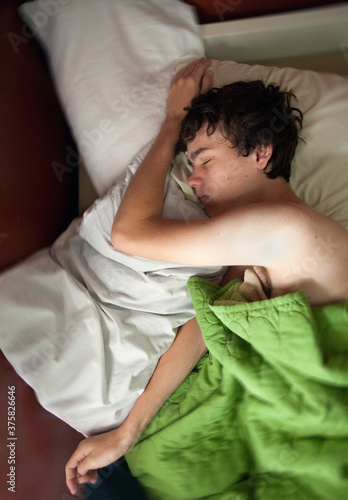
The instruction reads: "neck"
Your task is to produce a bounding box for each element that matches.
[207,176,303,217]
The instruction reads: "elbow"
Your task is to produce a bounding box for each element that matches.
[111,220,133,254]
[112,216,158,258]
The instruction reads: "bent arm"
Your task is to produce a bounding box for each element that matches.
[65,317,207,495]
[112,116,182,242]
[111,58,213,252]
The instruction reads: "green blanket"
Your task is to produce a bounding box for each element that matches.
[126,278,348,500]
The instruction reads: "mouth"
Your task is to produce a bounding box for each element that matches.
[197,194,209,205]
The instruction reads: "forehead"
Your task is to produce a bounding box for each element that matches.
[186,126,231,159]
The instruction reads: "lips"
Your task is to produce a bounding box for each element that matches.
[197,194,209,205]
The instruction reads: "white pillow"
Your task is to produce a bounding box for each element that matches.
[19,0,204,195]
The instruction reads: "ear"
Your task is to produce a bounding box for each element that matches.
[255,145,273,170]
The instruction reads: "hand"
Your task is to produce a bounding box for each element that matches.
[166,57,213,121]
[65,425,139,495]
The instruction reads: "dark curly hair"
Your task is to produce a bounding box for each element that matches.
[175,80,303,182]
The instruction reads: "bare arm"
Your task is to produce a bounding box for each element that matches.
[111,57,214,253]
[65,318,207,495]
[113,58,213,229]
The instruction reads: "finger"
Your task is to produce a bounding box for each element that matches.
[65,446,90,494]
[191,59,212,85]
[172,60,198,83]
[172,57,209,83]
[187,57,211,77]
[185,57,206,75]
[196,57,212,69]
[77,458,95,478]
[65,456,81,494]
[200,70,214,94]
[65,465,78,495]
[77,470,98,485]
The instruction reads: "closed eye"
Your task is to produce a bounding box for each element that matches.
[187,158,211,168]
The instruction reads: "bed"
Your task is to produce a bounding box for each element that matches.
[0,1,348,499]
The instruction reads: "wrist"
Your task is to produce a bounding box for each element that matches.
[108,423,141,456]
[119,390,163,443]
[161,116,182,137]
[117,418,144,447]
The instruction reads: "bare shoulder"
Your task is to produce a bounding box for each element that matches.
[262,201,347,243]
[266,202,348,305]
[287,202,348,253]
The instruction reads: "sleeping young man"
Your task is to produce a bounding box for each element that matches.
[65,57,348,494]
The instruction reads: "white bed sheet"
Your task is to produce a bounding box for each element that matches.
[0,148,224,437]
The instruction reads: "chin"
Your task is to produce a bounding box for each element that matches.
[205,204,219,218]
[206,200,234,217]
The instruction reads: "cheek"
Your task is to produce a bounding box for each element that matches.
[208,168,234,196]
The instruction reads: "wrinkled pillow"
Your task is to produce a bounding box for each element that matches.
[18,0,204,195]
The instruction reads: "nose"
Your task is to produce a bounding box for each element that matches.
[187,171,203,189]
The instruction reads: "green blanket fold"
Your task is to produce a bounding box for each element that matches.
[126,278,348,500]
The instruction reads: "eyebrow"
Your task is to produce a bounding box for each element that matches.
[189,147,212,162]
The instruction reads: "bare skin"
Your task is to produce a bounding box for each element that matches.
[65,58,348,494]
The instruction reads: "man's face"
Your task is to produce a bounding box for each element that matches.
[186,125,257,217]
